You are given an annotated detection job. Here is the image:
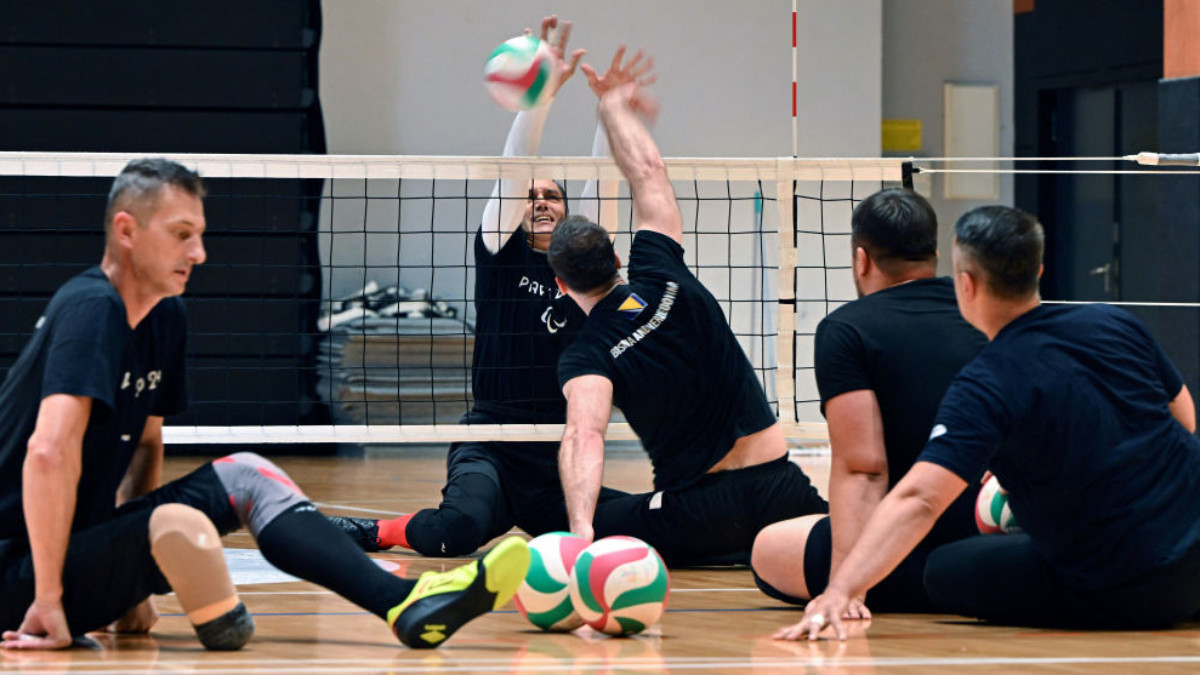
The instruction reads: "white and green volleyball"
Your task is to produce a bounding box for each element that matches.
[514,532,589,631]
[976,474,1021,534]
[483,35,558,111]
[568,535,670,636]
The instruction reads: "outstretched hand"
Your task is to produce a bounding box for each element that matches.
[581,45,657,98]
[524,15,585,97]
[772,588,853,642]
[581,46,660,123]
[1,599,73,650]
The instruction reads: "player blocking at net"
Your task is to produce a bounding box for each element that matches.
[545,48,828,565]
[0,158,529,651]
[332,15,629,557]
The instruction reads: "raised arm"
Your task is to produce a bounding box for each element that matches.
[559,374,614,542]
[583,47,681,244]
[2,394,91,650]
[480,15,585,254]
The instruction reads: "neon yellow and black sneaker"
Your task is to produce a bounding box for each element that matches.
[387,536,530,648]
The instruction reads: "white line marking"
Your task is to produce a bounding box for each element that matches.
[21,655,1200,672]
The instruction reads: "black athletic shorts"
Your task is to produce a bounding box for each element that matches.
[439,403,627,539]
[751,515,937,612]
[0,463,237,636]
[592,455,828,567]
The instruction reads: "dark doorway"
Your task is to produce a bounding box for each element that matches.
[1039,81,1158,303]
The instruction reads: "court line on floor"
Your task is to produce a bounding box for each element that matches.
[16,654,1200,672]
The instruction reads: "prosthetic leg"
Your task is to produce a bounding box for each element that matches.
[149,504,254,650]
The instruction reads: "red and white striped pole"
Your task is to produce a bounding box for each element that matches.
[792,0,798,158]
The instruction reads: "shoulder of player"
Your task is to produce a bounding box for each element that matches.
[630,229,684,257]
[47,271,124,319]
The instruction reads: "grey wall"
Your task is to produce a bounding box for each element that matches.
[321,1,880,159]
[882,0,1014,274]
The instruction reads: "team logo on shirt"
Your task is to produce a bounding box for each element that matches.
[121,369,163,398]
[929,424,947,440]
[518,275,563,299]
[617,293,647,321]
[541,306,567,334]
[610,281,679,359]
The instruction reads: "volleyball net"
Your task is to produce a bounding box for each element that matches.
[0,152,912,447]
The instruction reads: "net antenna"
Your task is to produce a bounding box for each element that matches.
[1125,151,1200,166]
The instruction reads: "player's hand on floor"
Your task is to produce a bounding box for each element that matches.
[1,599,73,650]
[105,597,158,634]
[772,589,851,642]
[843,596,871,620]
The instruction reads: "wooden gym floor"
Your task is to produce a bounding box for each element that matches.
[6,450,1200,673]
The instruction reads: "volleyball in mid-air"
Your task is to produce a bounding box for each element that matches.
[513,532,589,631]
[483,35,558,111]
[976,474,1021,534]
[568,536,669,636]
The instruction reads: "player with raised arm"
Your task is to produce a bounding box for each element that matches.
[776,205,1200,641]
[546,47,827,566]
[331,15,625,557]
[0,159,528,651]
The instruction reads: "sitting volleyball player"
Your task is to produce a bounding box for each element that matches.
[751,188,987,613]
[0,159,528,651]
[333,15,628,557]
[546,49,827,565]
[778,205,1200,641]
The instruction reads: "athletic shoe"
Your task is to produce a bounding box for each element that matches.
[388,536,530,648]
[327,515,389,552]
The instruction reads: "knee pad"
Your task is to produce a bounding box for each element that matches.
[149,504,254,650]
[410,506,490,557]
[211,452,308,537]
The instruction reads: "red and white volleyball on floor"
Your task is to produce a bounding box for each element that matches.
[515,533,670,636]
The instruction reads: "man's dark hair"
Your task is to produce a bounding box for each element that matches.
[547,215,618,294]
[105,158,206,233]
[953,205,1044,300]
[850,188,938,275]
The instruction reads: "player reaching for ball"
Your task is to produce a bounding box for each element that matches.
[546,47,828,567]
[777,205,1200,641]
[0,158,529,651]
[750,188,987,616]
[331,15,628,558]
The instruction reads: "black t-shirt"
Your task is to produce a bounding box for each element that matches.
[918,303,1200,590]
[471,230,584,422]
[816,277,988,548]
[558,231,777,491]
[0,268,188,541]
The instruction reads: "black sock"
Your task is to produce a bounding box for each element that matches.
[255,504,415,618]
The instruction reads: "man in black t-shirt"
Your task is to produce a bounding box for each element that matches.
[0,159,528,651]
[545,50,826,566]
[331,15,627,557]
[752,188,987,614]
[778,205,1200,642]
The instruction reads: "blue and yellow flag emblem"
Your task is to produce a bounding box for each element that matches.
[618,293,646,320]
